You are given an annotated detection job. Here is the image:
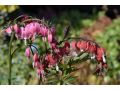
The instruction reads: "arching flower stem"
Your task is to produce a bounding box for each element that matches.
[8,31,15,85]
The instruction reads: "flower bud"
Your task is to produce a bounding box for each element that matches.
[47,32,53,43]
[25,47,31,58]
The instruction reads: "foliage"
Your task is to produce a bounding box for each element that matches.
[95,18,120,84]
[0,6,119,85]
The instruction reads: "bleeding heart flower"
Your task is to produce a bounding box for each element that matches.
[63,42,70,55]
[39,25,48,37]
[96,47,106,63]
[102,63,108,68]
[25,47,31,58]
[13,24,22,39]
[70,41,77,50]
[37,64,45,78]
[77,41,89,52]
[76,41,81,50]
[47,31,53,43]
[25,22,40,35]
[5,26,12,34]
[88,43,97,54]
[50,41,57,49]
[50,26,56,35]
[33,61,39,68]
[21,27,31,39]
[33,53,39,62]
[64,42,70,48]
[45,54,56,66]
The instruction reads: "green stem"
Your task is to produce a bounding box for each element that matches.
[14,15,32,22]
[8,31,14,85]
[28,45,43,85]
[31,45,40,54]
[22,19,42,23]
[29,45,34,55]
[11,47,20,57]
[44,42,47,54]
[67,37,100,46]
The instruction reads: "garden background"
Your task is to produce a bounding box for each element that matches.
[0,5,120,85]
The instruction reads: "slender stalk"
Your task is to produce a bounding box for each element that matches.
[31,45,40,54]
[67,37,100,47]
[11,47,19,57]
[8,31,14,85]
[38,77,44,85]
[44,42,47,54]
[29,45,34,55]
[14,15,32,22]
[29,45,43,85]
[22,19,42,23]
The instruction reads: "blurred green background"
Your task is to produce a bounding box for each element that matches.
[0,5,120,85]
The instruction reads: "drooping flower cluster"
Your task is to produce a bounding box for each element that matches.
[4,22,55,44]
[70,40,107,75]
[4,17,107,80]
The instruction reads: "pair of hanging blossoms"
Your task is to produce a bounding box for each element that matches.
[4,15,108,82]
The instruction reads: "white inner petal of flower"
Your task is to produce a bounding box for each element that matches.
[32,62,35,68]
[91,54,95,59]
[56,64,59,71]
[72,51,78,56]
[80,49,84,52]
[102,55,106,63]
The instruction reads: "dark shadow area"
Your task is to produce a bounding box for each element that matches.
[8,5,120,20]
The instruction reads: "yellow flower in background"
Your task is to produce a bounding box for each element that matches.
[0,5,19,13]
